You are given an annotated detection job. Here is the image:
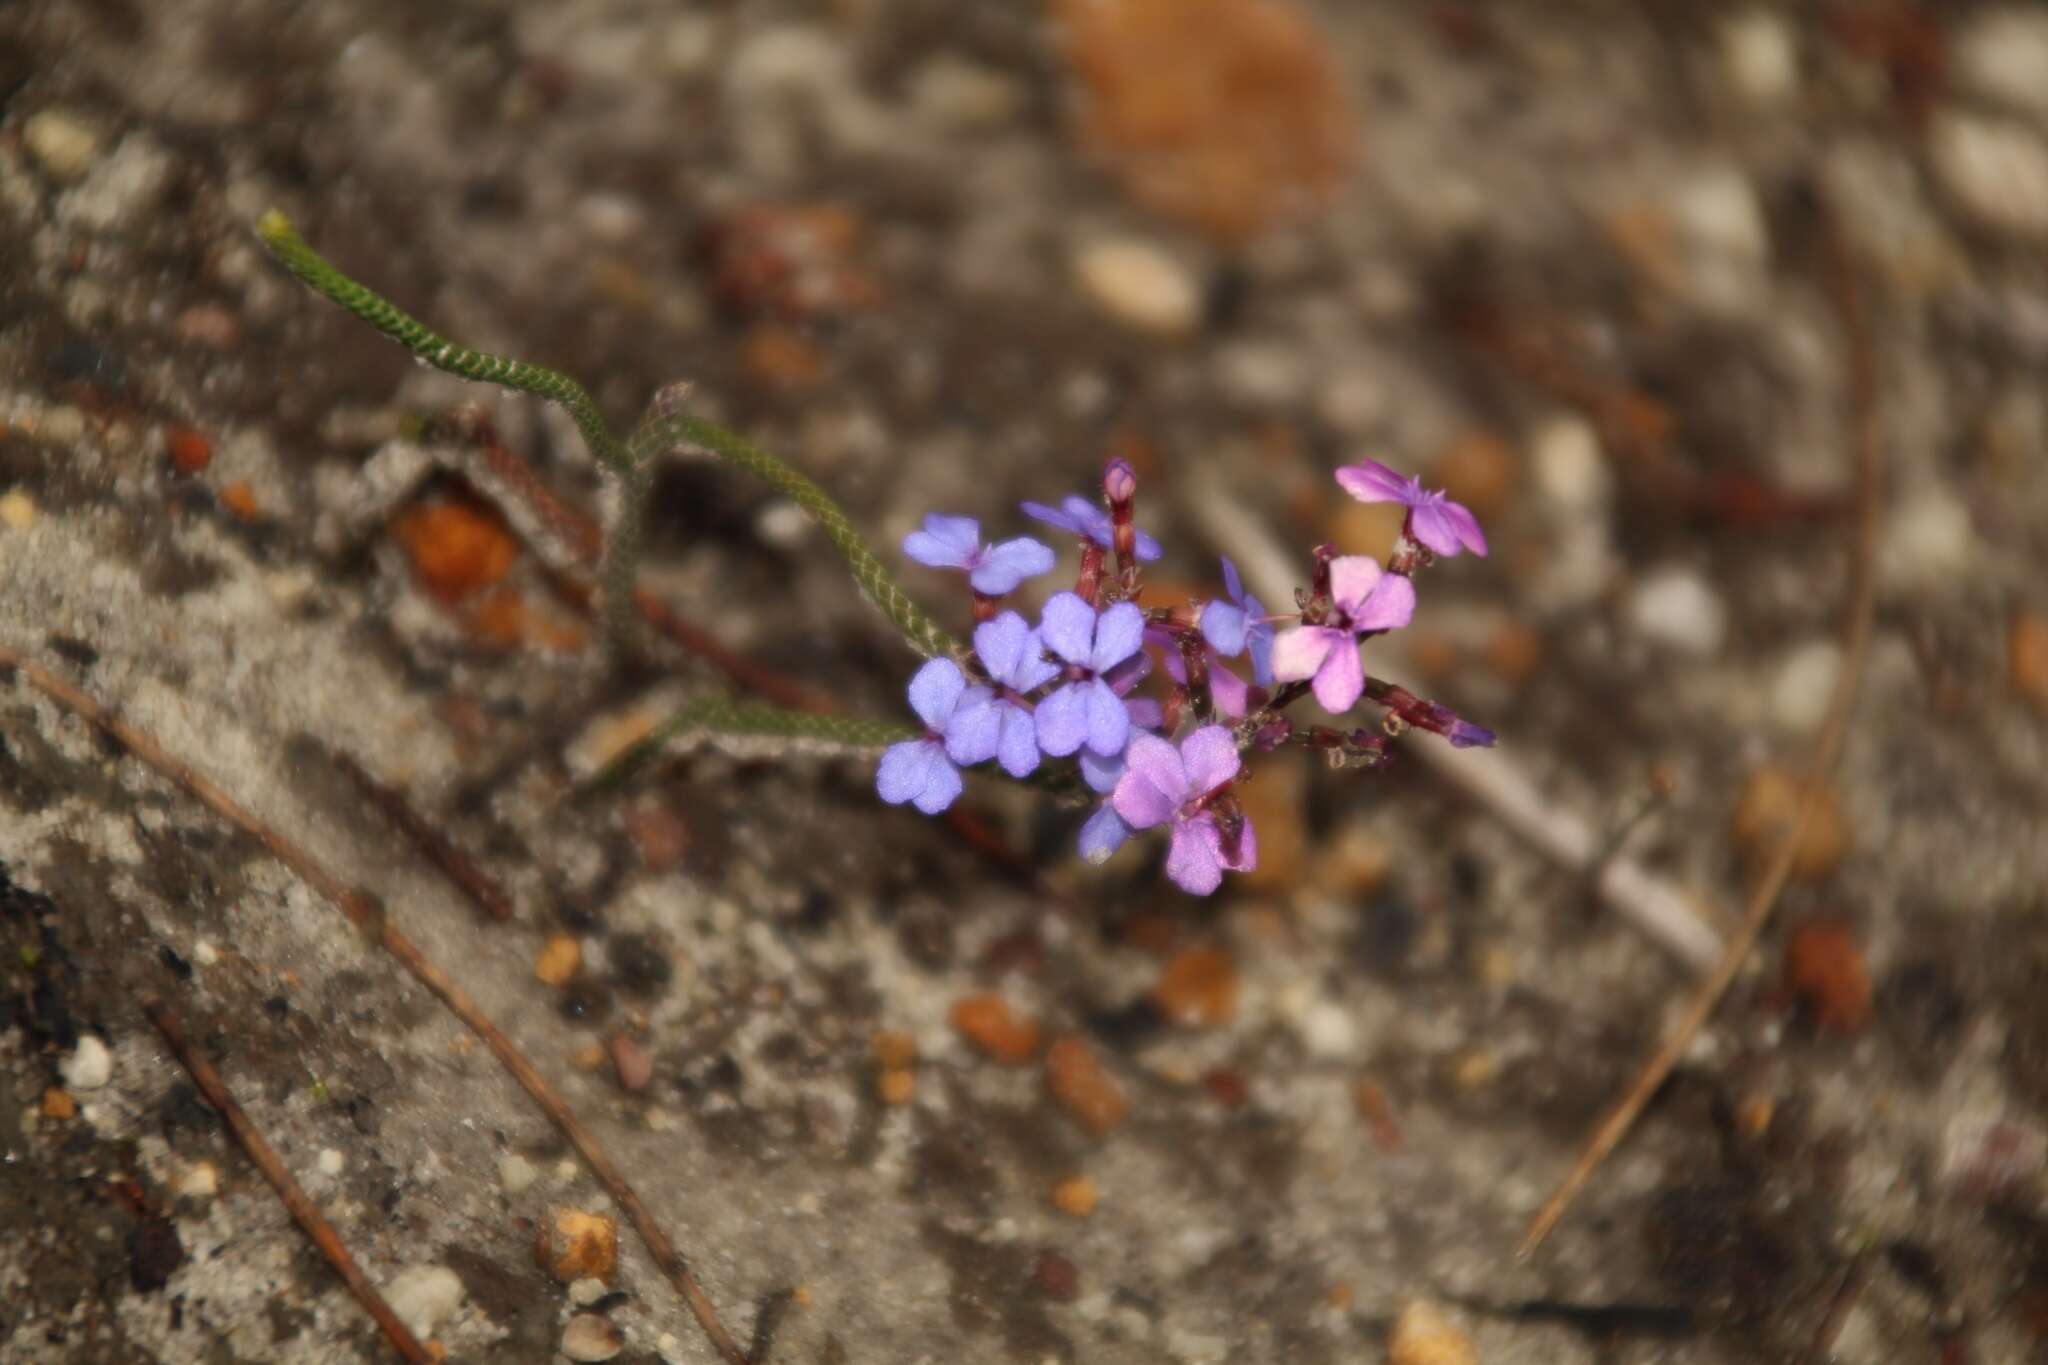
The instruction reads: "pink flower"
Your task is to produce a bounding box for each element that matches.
[1334,457,1488,558]
[1269,556,1415,713]
[1111,727,1256,895]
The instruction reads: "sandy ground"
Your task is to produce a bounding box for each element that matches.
[5,2,2048,1362]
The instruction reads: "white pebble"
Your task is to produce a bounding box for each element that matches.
[1214,340,1306,408]
[62,134,172,232]
[561,1313,624,1362]
[1771,640,1842,731]
[1928,111,2048,240]
[1531,415,1611,512]
[753,498,811,550]
[192,940,219,966]
[176,1161,219,1200]
[1719,10,1798,106]
[1073,238,1202,336]
[1954,9,2048,121]
[569,1276,609,1306]
[499,1153,539,1195]
[1672,163,1770,265]
[61,1036,113,1091]
[555,1157,581,1183]
[657,1332,684,1362]
[0,489,36,530]
[317,1148,345,1177]
[1628,567,1727,657]
[23,109,101,182]
[383,1264,465,1340]
[908,55,1023,131]
[1882,487,1973,586]
[1299,1001,1357,1060]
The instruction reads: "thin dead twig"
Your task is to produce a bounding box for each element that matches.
[1514,213,1883,1260]
[143,999,432,1364]
[330,747,514,922]
[0,646,752,1365]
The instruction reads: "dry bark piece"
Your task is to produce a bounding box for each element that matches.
[1052,0,1356,243]
[1045,1034,1129,1136]
[536,1207,619,1283]
[951,994,1041,1065]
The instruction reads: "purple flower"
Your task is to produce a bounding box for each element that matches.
[902,514,1056,595]
[1334,457,1489,558]
[1198,556,1275,688]
[1111,727,1257,895]
[946,612,1060,778]
[1076,746,1133,863]
[1021,495,1162,562]
[1034,593,1146,757]
[1270,556,1415,713]
[876,659,985,814]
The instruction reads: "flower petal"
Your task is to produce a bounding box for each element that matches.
[1348,572,1416,634]
[1334,458,1414,505]
[1165,819,1224,895]
[1179,725,1241,797]
[1083,678,1131,756]
[1243,600,1275,687]
[1271,625,1341,684]
[1201,599,1248,658]
[1124,695,1165,731]
[903,514,982,569]
[911,757,963,814]
[877,739,940,806]
[1020,499,1081,536]
[1209,661,1250,719]
[1034,682,1090,756]
[1090,602,1146,672]
[1061,495,1112,546]
[906,658,967,731]
[1311,637,1364,713]
[970,537,1057,594]
[995,704,1042,777]
[1220,556,1244,604]
[1406,502,1464,558]
[1327,555,1385,616]
[973,612,1032,684]
[1113,733,1187,828]
[1038,592,1098,666]
[1079,746,1125,794]
[943,692,1002,766]
[1132,527,1163,562]
[1440,500,1488,557]
[1077,803,1130,864]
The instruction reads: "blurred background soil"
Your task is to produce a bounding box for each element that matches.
[4,1,2048,1361]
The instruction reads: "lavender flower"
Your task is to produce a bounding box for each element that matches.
[1270,556,1415,713]
[1034,593,1146,756]
[876,658,984,814]
[1199,556,1275,687]
[902,514,1056,595]
[947,611,1060,778]
[1334,457,1489,558]
[1076,745,1133,863]
[1111,727,1257,895]
[1021,495,1162,561]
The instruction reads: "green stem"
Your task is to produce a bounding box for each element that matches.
[583,696,918,793]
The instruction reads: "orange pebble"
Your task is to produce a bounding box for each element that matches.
[950,994,1041,1065]
[871,1030,917,1071]
[392,498,519,603]
[41,1087,76,1120]
[878,1068,915,1106]
[1051,1174,1099,1217]
[1045,1034,1129,1136]
[218,481,260,521]
[1151,946,1238,1027]
[1784,916,1872,1034]
[164,424,213,474]
[534,932,581,987]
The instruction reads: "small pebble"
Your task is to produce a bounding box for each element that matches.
[41,1087,76,1120]
[176,1161,219,1200]
[1044,1034,1129,1136]
[608,1034,654,1093]
[23,108,100,182]
[61,1035,112,1090]
[1051,1174,1099,1217]
[568,1276,609,1307]
[1073,238,1202,336]
[1784,916,1872,1034]
[908,55,1024,131]
[877,1068,916,1106]
[165,425,213,474]
[0,489,35,530]
[316,1148,345,1177]
[1300,1000,1358,1060]
[950,994,1041,1065]
[561,1312,624,1362]
[1032,1249,1081,1303]
[392,498,520,604]
[536,1207,618,1282]
[1731,766,1848,880]
[218,481,260,521]
[871,1030,917,1071]
[192,940,219,966]
[1719,9,1798,105]
[535,933,583,987]
[1954,9,2048,121]
[2011,612,2048,713]
[1928,111,2048,241]
[1388,1299,1476,1365]
[1882,488,1973,585]
[1151,946,1238,1027]
[1530,414,1611,512]
[499,1153,539,1195]
[1628,566,1727,657]
[384,1264,465,1341]
[174,303,243,351]
[1771,640,1842,731]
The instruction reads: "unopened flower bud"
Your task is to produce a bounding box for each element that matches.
[1102,457,1137,505]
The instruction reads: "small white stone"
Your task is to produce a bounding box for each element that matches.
[1928,111,2048,240]
[1672,163,1771,265]
[1954,9,2048,121]
[1315,369,1385,435]
[192,940,219,966]
[1628,567,1727,657]
[176,1161,219,1200]
[1719,10,1798,105]
[555,1157,581,1183]
[61,1036,113,1091]
[1073,238,1202,336]
[1299,1001,1357,1060]
[23,109,101,182]
[1771,640,1842,731]
[561,1312,624,1362]
[753,498,811,549]
[1531,415,1611,512]
[1882,487,1974,585]
[383,1264,465,1340]
[568,1276,609,1306]
[499,1153,539,1194]
[62,134,172,231]
[316,1148,345,1177]
[1213,340,1306,408]
[0,489,35,530]
[909,55,1023,131]
[657,1333,683,1362]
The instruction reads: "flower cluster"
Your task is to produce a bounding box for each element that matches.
[878,454,1493,894]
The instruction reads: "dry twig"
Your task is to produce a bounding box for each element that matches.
[330,747,515,922]
[143,999,432,1364]
[0,645,752,1365]
[1513,213,1883,1260]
